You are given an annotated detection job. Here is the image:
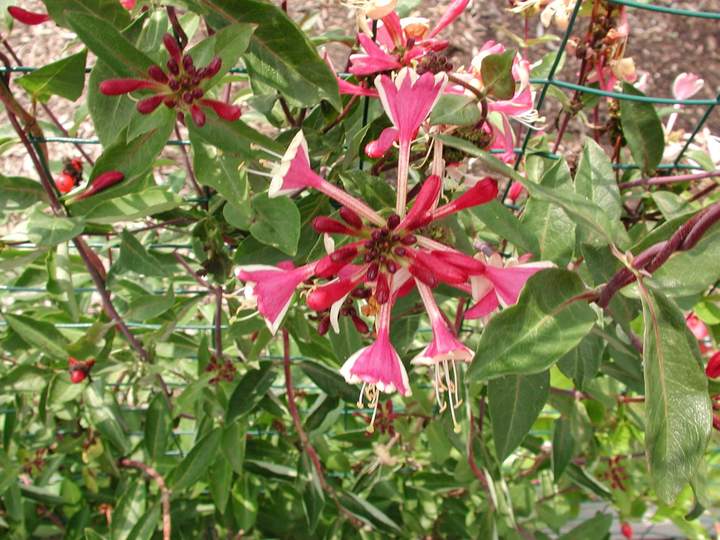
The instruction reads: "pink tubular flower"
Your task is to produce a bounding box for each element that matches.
[340,299,411,430]
[237,262,316,335]
[686,313,712,354]
[120,0,137,8]
[267,131,385,226]
[99,33,240,127]
[349,34,402,77]
[7,6,50,25]
[673,73,704,101]
[375,68,447,215]
[365,127,399,159]
[413,281,472,431]
[465,252,553,319]
[706,351,720,379]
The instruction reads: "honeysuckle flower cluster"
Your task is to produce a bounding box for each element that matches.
[99,34,241,127]
[238,57,550,430]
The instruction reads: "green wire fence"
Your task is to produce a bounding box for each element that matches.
[1,1,720,443]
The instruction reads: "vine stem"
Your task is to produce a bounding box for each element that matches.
[174,124,204,199]
[118,459,171,540]
[618,169,720,189]
[281,329,363,527]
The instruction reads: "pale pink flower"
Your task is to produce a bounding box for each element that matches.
[340,300,411,430]
[375,68,447,215]
[465,253,553,319]
[673,73,705,101]
[413,281,473,430]
[236,262,316,335]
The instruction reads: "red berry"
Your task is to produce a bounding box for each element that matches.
[55,172,75,194]
[70,370,87,384]
[621,522,633,539]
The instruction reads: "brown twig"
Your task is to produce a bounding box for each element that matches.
[119,459,171,540]
[618,169,720,190]
[174,124,204,199]
[322,95,359,134]
[166,7,188,49]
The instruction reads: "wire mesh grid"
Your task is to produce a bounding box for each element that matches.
[1,1,720,455]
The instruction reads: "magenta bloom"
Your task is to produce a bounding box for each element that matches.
[99,33,240,127]
[465,253,552,319]
[375,68,447,215]
[7,6,50,25]
[706,351,720,379]
[349,34,403,77]
[340,300,411,407]
[237,262,316,335]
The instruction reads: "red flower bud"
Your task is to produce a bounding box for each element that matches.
[137,94,165,114]
[99,78,156,96]
[55,172,75,194]
[163,33,182,61]
[199,99,242,122]
[317,316,331,336]
[307,278,358,312]
[507,181,525,203]
[706,351,720,379]
[205,57,222,78]
[351,314,370,334]
[620,523,633,540]
[375,273,390,304]
[330,245,358,264]
[8,6,50,25]
[313,216,354,235]
[366,262,379,281]
[431,250,485,274]
[190,104,206,127]
[386,213,400,229]
[315,255,351,278]
[147,65,168,83]
[401,175,441,230]
[70,370,87,384]
[365,127,398,159]
[448,178,498,212]
[413,250,467,284]
[74,171,125,201]
[339,207,363,229]
[409,262,437,288]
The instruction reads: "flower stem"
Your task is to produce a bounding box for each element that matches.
[396,140,411,216]
[316,180,385,226]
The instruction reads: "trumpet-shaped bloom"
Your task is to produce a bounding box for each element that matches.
[237,262,316,335]
[340,301,411,430]
[465,253,552,319]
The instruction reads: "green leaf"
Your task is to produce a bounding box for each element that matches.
[17,50,87,102]
[488,370,549,460]
[469,269,596,381]
[299,360,358,403]
[439,135,629,247]
[249,193,300,256]
[110,480,145,540]
[27,208,85,247]
[127,504,160,540]
[0,175,47,210]
[197,0,340,109]
[339,491,402,534]
[557,329,604,390]
[171,428,222,491]
[620,83,664,174]
[574,138,622,224]
[188,114,282,159]
[83,187,182,224]
[429,94,481,126]
[558,512,611,540]
[187,22,254,87]
[640,286,711,503]
[471,199,538,254]
[521,159,575,264]
[87,59,137,145]
[144,393,171,462]
[124,289,175,320]
[84,382,131,454]
[113,229,170,277]
[193,145,248,203]
[552,416,574,480]
[226,365,276,423]
[209,454,233,514]
[4,313,68,359]
[480,50,516,100]
[221,419,247,475]
[67,12,154,78]
[44,0,131,29]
